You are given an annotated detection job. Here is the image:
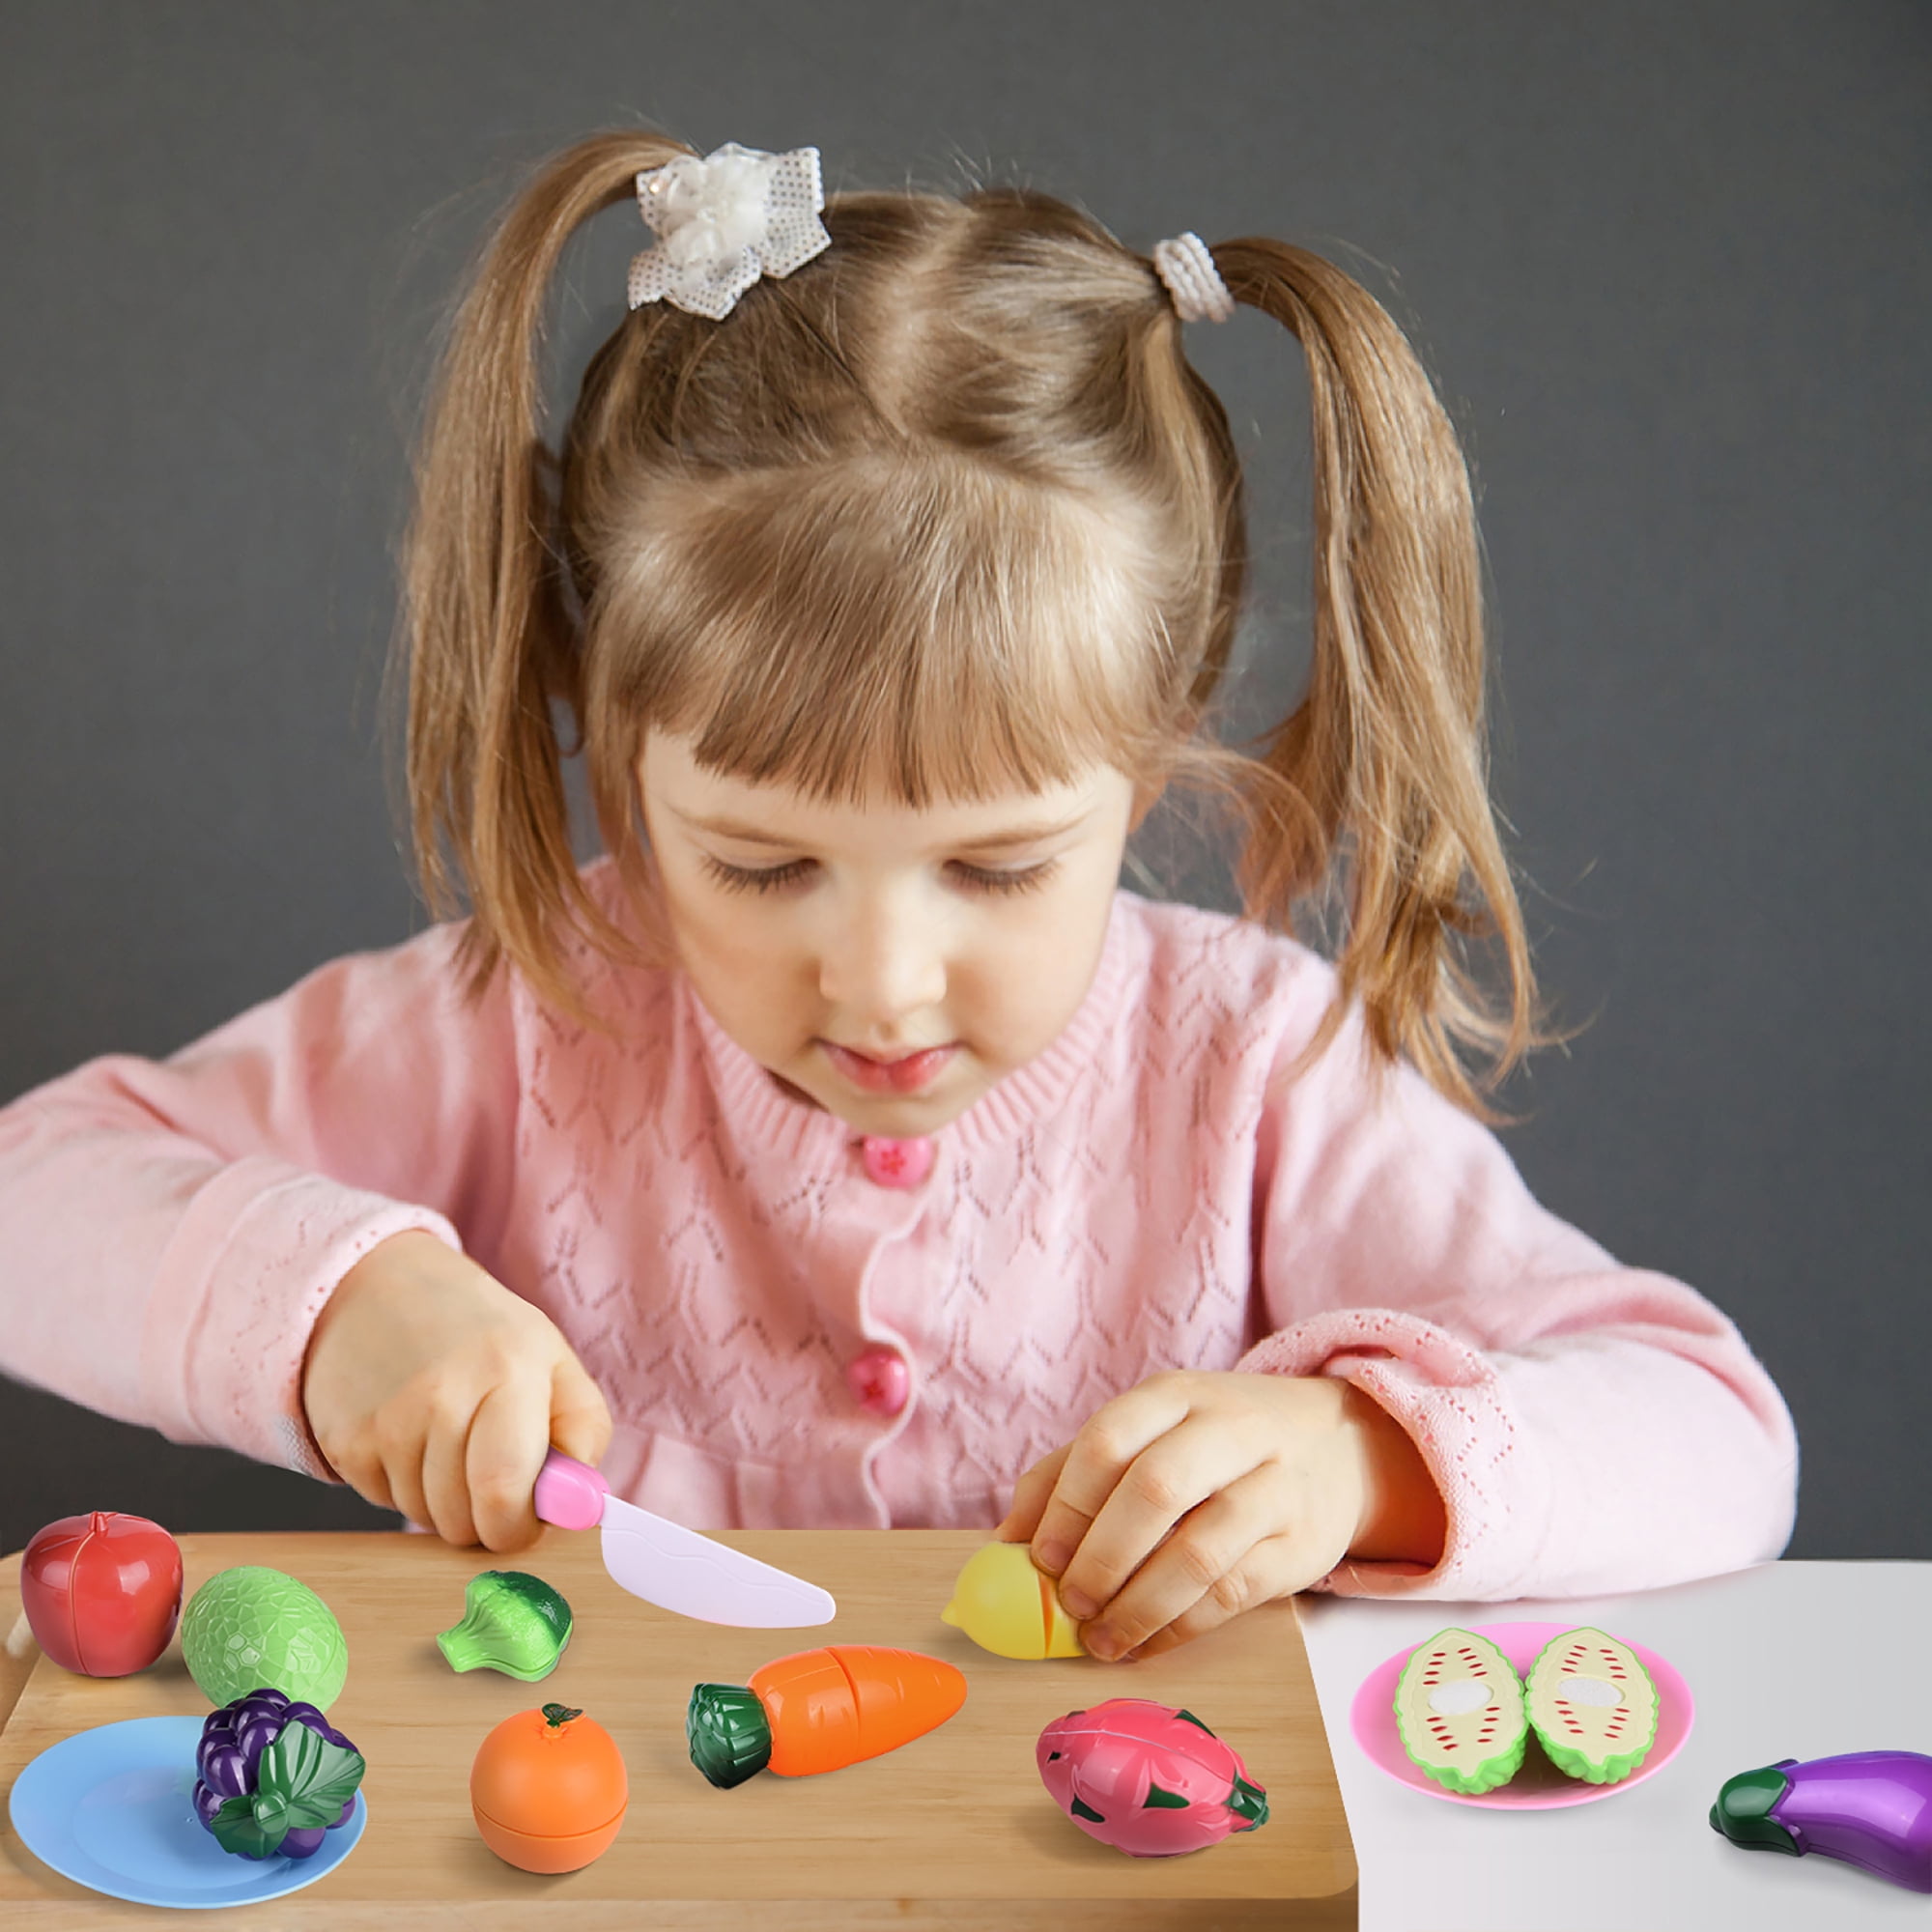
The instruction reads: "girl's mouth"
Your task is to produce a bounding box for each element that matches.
[820,1041,959,1094]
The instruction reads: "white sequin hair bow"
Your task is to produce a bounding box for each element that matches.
[627,142,833,321]
[1151,232,1236,323]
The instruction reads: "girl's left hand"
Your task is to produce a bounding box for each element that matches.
[994,1370,1440,1661]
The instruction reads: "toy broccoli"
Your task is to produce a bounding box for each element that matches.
[437,1570,574,1682]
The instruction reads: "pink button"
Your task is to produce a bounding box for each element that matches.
[860,1135,934,1187]
[846,1345,910,1418]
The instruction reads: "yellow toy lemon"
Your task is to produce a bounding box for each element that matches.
[940,1542,1086,1660]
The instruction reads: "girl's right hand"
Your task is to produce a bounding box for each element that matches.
[299,1230,611,1551]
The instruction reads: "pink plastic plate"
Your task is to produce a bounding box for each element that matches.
[1349,1621,1693,1809]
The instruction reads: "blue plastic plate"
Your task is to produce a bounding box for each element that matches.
[8,1715,366,1909]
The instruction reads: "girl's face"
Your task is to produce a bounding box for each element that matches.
[638,727,1141,1136]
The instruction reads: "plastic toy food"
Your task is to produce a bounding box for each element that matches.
[180,1567,349,1713]
[1711,1750,1932,1892]
[1523,1627,1658,1784]
[687,1644,968,1787]
[470,1702,629,1873]
[940,1541,1085,1660]
[438,1570,574,1681]
[19,1512,184,1677]
[1394,1628,1528,1795]
[1037,1698,1268,1858]
[191,1687,365,1861]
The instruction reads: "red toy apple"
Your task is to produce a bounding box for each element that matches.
[21,1511,185,1676]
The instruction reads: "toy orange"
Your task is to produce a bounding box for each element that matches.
[470,1702,628,1873]
[687,1644,967,1787]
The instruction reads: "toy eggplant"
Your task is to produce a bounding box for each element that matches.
[1711,1750,1932,1892]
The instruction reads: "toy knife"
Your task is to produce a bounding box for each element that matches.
[532,1449,837,1629]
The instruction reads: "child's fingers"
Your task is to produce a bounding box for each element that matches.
[1073,1465,1288,1660]
[1026,1378,1196,1582]
[995,1443,1072,1542]
[1047,1408,1257,1626]
[418,1402,481,1548]
[466,1379,554,1551]
[308,1410,393,1514]
[377,1417,437,1543]
[548,1351,613,1469]
[1123,1529,1308,1661]
[327,1439,398,1518]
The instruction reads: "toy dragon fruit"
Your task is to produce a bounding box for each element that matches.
[1037,1698,1268,1858]
[191,1687,365,1860]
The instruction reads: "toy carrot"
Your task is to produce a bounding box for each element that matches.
[687,1644,967,1788]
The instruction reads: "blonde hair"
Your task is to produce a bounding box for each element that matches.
[402,129,1551,1115]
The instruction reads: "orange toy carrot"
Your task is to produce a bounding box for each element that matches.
[687,1644,967,1788]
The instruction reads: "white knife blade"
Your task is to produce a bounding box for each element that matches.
[533,1449,837,1628]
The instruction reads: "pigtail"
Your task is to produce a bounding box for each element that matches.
[1209,239,1546,1115]
[400,129,693,1013]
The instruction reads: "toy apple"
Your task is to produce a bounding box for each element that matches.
[21,1511,185,1676]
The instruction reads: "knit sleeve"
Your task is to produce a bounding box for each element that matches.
[1237,1005,1798,1601]
[0,918,520,1479]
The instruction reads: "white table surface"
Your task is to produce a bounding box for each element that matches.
[1295,1560,1932,1930]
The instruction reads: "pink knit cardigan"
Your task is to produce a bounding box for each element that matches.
[0,867,1796,1599]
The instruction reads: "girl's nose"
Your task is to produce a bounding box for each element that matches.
[816,894,948,1023]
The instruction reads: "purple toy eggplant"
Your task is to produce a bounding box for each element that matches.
[1710,1751,1932,1892]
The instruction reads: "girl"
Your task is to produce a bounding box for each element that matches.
[0,132,1794,1663]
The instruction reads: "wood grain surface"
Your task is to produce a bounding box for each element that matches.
[0,1530,1354,1928]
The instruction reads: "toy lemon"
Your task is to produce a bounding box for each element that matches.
[941,1542,1086,1660]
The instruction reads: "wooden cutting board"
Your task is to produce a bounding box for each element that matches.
[0,1529,1354,1927]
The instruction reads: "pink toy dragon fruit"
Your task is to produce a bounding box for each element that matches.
[1036,1697,1268,1858]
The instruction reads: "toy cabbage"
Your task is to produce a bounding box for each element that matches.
[180,1565,348,1711]
[438,1569,574,1681]
[191,1687,364,1861]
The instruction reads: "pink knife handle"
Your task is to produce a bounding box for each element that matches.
[534,1448,610,1531]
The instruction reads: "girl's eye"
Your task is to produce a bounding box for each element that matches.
[700,856,813,895]
[697,855,1058,896]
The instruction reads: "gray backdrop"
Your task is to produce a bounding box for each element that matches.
[2,2,1925,1563]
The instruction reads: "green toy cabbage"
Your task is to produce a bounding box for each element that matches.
[181,1567,348,1713]
[437,1570,573,1682]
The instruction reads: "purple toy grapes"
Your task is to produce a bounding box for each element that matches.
[192,1687,363,1861]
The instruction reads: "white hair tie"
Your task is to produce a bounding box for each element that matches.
[628,142,833,320]
[1151,232,1235,324]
